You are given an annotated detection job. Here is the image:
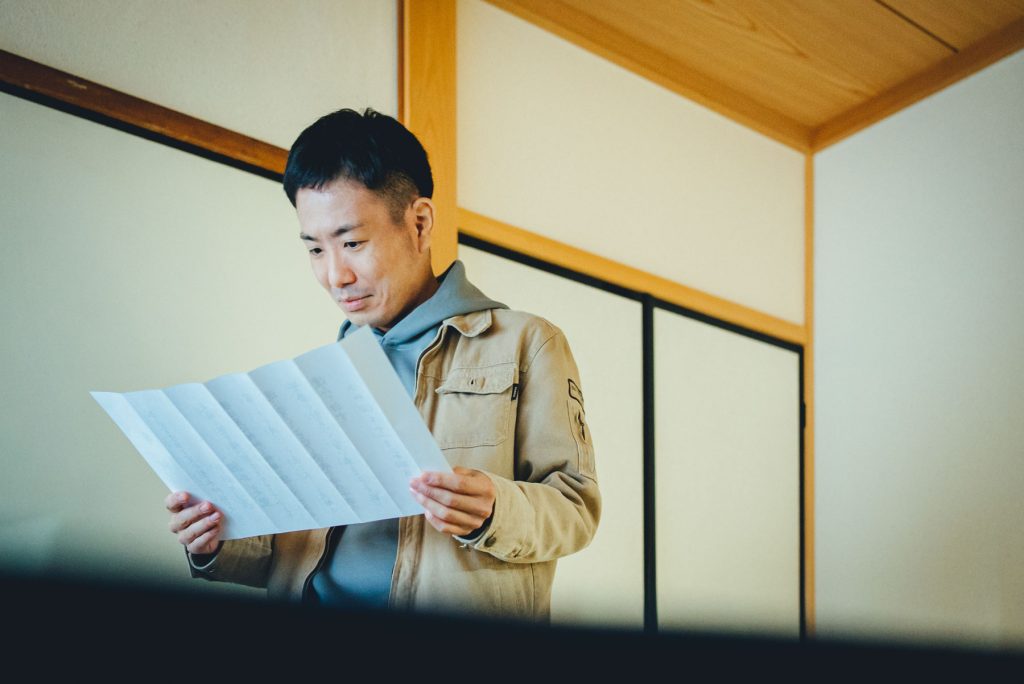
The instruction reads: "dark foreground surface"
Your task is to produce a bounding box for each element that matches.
[3,570,1021,677]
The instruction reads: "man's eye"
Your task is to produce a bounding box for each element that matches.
[308,247,322,255]
[344,241,363,249]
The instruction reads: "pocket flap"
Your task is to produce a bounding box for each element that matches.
[436,364,516,395]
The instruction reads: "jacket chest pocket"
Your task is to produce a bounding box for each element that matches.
[433,363,518,449]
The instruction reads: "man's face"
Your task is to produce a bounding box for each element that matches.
[296,178,434,332]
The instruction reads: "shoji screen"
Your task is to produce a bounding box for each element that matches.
[0,93,342,595]
[459,244,645,628]
[654,308,801,636]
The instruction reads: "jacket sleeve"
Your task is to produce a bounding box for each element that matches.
[186,534,274,588]
[458,328,601,563]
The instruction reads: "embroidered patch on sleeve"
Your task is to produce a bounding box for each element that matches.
[565,378,595,478]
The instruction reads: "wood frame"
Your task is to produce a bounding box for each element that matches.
[458,208,807,347]
[0,49,287,177]
[803,154,816,634]
[400,0,459,275]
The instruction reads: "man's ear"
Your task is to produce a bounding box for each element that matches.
[410,197,435,253]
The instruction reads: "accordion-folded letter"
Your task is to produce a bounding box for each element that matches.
[91,326,451,540]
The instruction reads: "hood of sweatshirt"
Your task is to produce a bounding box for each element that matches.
[336,260,507,396]
[337,259,507,345]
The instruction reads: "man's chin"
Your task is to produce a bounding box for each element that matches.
[344,311,369,325]
[341,309,384,330]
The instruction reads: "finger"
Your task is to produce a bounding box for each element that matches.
[422,510,446,533]
[411,482,492,519]
[187,527,223,555]
[411,470,471,493]
[414,469,489,495]
[179,511,220,547]
[423,509,479,537]
[411,487,484,527]
[411,489,485,530]
[165,491,191,513]
[178,510,222,548]
[170,500,217,534]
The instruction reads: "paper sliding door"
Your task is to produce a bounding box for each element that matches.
[654,309,801,636]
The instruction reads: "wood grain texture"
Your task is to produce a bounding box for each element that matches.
[486,0,813,152]
[803,153,815,636]
[402,0,459,275]
[487,0,1023,152]
[812,17,1024,150]
[459,208,807,346]
[0,49,287,175]
[550,0,950,125]
[882,0,1024,51]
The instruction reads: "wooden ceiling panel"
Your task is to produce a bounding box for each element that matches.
[485,0,1024,151]
[554,0,951,126]
[881,0,1024,51]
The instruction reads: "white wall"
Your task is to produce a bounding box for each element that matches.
[457,0,805,324]
[815,50,1024,648]
[0,0,398,146]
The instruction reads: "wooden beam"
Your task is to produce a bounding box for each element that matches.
[459,208,807,347]
[486,0,813,152]
[803,153,816,637]
[812,17,1024,150]
[0,49,287,177]
[400,0,458,276]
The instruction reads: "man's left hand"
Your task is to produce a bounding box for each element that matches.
[409,467,495,537]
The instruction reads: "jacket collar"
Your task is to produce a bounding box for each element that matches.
[337,307,497,343]
[442,308,494,338]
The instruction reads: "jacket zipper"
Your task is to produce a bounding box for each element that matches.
[417,321,449,381]
[389,322,450,608]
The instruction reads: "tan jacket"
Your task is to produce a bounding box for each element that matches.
[189,308,600,621]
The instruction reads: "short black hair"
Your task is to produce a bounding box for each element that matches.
[283,108,433,223]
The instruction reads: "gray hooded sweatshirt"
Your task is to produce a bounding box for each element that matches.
[309,260,507,608]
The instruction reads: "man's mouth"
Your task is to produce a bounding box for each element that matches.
[340,295,370,312]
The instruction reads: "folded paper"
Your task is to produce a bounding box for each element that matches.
[92,326,450,539]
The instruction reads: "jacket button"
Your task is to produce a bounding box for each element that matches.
[484,536,496,548]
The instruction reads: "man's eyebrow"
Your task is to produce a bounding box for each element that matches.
[299,223,363,241]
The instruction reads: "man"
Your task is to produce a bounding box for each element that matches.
[164,108,600,621]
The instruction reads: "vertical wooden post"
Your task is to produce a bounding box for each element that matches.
[399,0,458,275]
[803,152,816,636]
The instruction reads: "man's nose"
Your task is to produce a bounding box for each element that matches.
[325,251,356,289]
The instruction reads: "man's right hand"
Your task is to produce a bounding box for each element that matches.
[166,491,223,556]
